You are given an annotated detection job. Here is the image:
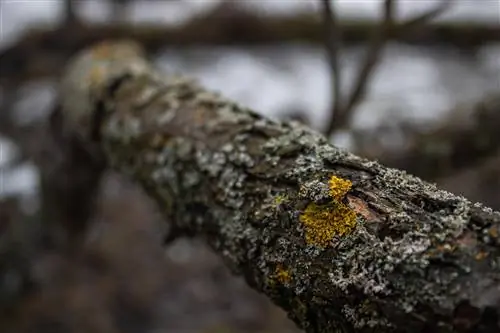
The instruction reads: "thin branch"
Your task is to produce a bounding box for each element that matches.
[401,0,453,30]
[324,0,453,136]
[340,0,454,125]
[321,0,343,137]
[1,9,493,86]
[62,0,78,25]
[326,0,395,135]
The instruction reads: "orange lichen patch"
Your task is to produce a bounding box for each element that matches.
[436,243,455,252]
[275,264,292,284]
[427,242,457,257]
[300,202,357,247]
[475,251,488,260]
[328,175,352,200]
[346,195,379,222]
[488,226,498,238]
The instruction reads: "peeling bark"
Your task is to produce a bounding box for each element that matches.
[59,41,500,333]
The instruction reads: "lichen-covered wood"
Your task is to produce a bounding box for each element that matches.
[60,41,500,333]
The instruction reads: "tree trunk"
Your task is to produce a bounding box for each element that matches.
[59,41,500,333]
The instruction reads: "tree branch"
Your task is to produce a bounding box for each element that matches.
[401,0,453,30]
[325,0,395,135]
[62,0,78,25]
[321,0,343,137]
[1,12,498,86]
[59,41,500,333]
[324,0,454,135]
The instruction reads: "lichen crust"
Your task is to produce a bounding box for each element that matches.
[300,176,357,247]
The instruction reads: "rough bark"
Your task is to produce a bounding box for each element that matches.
[59,41,500,333]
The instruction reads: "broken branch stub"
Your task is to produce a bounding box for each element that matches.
[60,41,500,333]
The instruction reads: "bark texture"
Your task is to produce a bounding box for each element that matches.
[59,41,500,333]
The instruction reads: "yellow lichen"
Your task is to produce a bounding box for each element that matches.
[273,194,288,206]
[299,175,357,247]
[300,202,357,247]
[275,264,292,284]
[328,175,352,200]
[267,264,292,288]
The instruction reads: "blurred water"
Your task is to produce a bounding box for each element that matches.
[0,0,499,197]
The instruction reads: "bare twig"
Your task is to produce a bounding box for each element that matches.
[401,0,453,30]
[0,7,493,87]
[111,0,131,23]
[325,0,395,136]
[62,0,78,25]
[341,0,394,127]
[324,0,453,136]
[321,0,343,136]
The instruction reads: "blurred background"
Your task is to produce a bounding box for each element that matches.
[0,0,499,332]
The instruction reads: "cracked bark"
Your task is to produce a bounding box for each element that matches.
[59,41,500,333]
